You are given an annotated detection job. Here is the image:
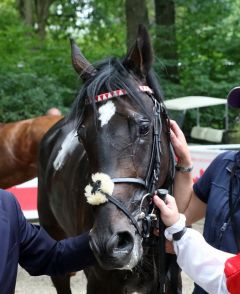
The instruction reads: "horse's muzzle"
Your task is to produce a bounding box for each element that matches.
[89,230,136,270]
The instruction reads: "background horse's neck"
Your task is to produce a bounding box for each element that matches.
[0,115,62,188]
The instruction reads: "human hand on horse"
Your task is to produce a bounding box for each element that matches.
[153,194,181,254]
[170,120,192,167]
[153,194,180,227]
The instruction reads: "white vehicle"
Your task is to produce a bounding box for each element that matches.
[165,96,229,143]
[165,96,240,180]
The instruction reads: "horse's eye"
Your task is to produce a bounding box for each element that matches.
[139,122,150,136]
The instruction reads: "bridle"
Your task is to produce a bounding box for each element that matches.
[88,85,176,293]
[90,85,175,235]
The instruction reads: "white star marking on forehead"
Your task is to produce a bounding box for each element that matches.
[98,100,116,127]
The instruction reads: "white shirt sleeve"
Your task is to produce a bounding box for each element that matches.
[173,228,231,294]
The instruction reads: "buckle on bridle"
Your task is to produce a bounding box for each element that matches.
[138,189,168,239]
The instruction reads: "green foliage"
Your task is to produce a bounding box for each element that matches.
[48,0,126,60]
[176,0,240,97]
[0,72,70,122]
[1,0,240,135]
[0,2,80,122]
[0,0,127,122]
[172,0,240,134]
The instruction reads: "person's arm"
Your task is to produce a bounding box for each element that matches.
[170,120,194,213]
[170,120,208,225]
[153,195,232,294]
[185,151,228,225]
[173,228,230,294]
[184,192,206,225]
[12,196,95,276]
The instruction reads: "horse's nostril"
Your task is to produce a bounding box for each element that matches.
[106,231,134,255]
[117,232,133,250]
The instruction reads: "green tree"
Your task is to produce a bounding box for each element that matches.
[154,0,179,83]
[16,0,56,39]
[1,0,240,131]
[125,0,149,50]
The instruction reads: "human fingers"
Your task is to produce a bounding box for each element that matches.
[170,123,192,165]
[153,194,176,209]
[170,129,179,148]
[170,120,189,146]
[163,194,178,210]
[153,195,167,212]
[170,120,183,138]
[169,121,185,150]
[153,195,180,226]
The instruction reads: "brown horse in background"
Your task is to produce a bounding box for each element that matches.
[0,115,63,188]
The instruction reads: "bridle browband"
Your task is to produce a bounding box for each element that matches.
[94,85,153,103]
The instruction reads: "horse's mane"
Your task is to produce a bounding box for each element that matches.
[68,57,164,130]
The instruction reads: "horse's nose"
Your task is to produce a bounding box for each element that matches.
[106,231,134,257]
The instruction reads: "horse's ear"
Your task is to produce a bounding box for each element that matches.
[123,24,153,77]
[70,38,96,80]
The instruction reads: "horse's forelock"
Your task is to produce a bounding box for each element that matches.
[68,57,163,130]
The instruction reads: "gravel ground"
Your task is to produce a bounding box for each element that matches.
[15,221,204,294]
[16,269,194,294]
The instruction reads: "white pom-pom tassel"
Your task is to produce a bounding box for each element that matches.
[84,173,114,205]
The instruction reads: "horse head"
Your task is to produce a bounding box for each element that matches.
[69,25,174,271]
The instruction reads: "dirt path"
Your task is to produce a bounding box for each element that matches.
[15,221,203,293]
[15,270,194,294]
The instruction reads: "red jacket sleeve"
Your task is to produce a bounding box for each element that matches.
[224,254,240,294]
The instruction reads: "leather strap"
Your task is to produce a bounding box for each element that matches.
[172,227,187,241]
[107,195,141,235]
[112,178,146,188]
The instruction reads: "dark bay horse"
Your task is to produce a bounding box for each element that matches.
[38,26,180,294]
[0,115,62,189]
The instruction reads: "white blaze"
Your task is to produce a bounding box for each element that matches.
[98,101,116,127]
[53,130,78,171]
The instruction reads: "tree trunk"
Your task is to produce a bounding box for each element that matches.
[34,0,55,40]
[16,0,33,26]
[125,0,149,50]
[154,0,179,83]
